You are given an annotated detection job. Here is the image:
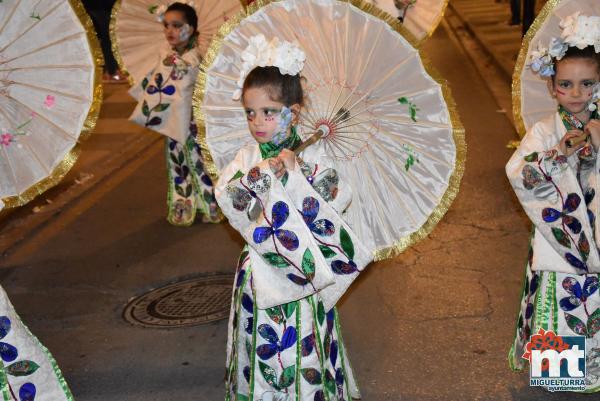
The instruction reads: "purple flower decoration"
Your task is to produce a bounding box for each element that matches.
[560,276,599,311]
[253,201,299,251]
[256,323,297,360]
[299,197,335,236]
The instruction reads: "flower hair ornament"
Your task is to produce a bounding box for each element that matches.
[232,34,306,100]
[529,12,600,79]
[148,1,196,22]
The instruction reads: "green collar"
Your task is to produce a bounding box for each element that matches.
[258,126,302,159]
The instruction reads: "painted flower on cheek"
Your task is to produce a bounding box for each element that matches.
[271,106,293,146]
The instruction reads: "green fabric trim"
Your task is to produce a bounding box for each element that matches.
[295,300,301,401]
[0,360,11,401]
[258,126,302,159]
[308,297,330,401]
[333,307,356,398]
[227,256,252,401]
[249,276,259,401]
[15,309,75,401]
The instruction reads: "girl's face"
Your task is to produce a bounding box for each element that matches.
[242,86,299,144]
[550,58,600,116]
[163,11,193,49]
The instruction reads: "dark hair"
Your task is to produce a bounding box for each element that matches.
[166,2,198,33]
[242,66,304,106]
[554,46,600,78]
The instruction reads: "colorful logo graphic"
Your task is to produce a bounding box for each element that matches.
[522,328,586,391]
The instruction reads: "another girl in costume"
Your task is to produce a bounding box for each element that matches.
[507,13,600,391]
[215,35,372,401]
[129,2,221,225]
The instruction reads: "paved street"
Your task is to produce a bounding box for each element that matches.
[0,4,589,401]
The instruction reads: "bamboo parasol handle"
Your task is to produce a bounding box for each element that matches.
[294,131,324,155]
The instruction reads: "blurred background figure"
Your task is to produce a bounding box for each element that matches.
[82,0,125,82]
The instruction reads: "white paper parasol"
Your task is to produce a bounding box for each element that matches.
[195,0,465,261]
[513,0,600,137]
[111,0,244,86]
[366,0,448,43]
[0,0,102,211]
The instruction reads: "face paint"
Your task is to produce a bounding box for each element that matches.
[179,24,192,42]
[556,89,567,96]
[271,106,293,146]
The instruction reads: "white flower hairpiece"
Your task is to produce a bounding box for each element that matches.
[529,13,600,78]
[232,34,306,100]
[149,1,196,22]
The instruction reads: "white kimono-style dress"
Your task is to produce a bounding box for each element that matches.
[215,135,373,401]
[507,110,600,392]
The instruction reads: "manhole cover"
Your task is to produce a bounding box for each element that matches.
[123,274,234,328]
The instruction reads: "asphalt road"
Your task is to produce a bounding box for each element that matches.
[0,16,588,401]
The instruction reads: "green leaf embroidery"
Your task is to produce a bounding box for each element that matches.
[229,170,245,182]
[236,395,249,401]
[266,307,284,324]
[142,100,150,117]
[324,369,336,394]
[175,185,185,197]
[340,228,355,260]
[6,361,39,377]
[258,361,279,389]
[301,249,315,280]
[564,312,588,336]
[170,152,179,166]
[579,231,590,261]
[178,151,185,164]
[587,308,600,338]
[185,184,193,198]
[282,302,297,319]
[405,154,415,171]
[324,333,331,360]
[154,103,170,112]
[551,227,571,248]
[317,301,325,326]
[319,245,337,259]
[301,368,322,385]
[278,365,296,388]
[524,152,539,162]
[398,97,418,122]
[142,77,149,90]
[262,252,290,268]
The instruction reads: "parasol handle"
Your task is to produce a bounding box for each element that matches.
[293,124,330,155]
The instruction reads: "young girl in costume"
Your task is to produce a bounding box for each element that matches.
[215,35,372,401]
[507,13,600,391]
[129,2,221,226]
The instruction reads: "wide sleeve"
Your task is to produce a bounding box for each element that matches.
[215,148,336,309]
[286,156,373,311]
[506,121,600,273]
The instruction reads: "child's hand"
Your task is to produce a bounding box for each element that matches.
[559,130,587,156]
[268,157,286,178]
[585,119,600,151]
[278,149,296,171]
